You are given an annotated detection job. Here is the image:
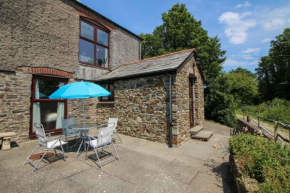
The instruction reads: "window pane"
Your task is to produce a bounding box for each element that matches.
[36,102,64,131]
[96,45,108,68]
[97,29,108,46]
[35,79,64,99]
[102,84,109,100]
[79,39,94,64]
[109,84,114,100]
[81,21,94,40]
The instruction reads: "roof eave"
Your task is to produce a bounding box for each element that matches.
[96,69,177,82]
[71,0,142,40]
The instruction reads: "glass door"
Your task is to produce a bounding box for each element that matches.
[30,76,68,137]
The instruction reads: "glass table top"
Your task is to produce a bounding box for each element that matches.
[68,123,102,130]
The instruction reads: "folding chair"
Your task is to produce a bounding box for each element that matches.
[62,116,80,150]
[23,123,67,172]
[96,118,122,143]
[86,122,119,169]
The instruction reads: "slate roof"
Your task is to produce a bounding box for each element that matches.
[96,49,195,81]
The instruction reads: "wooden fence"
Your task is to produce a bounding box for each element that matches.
[243,111,290,145]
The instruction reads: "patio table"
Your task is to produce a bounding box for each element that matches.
[68,123,102,157]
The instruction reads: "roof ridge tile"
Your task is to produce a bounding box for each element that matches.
[123,48,195,66]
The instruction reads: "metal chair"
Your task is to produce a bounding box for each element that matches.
[86,122,119,169]
[96,118,122,143]
[62,116,80,150]
[23,123,67,172]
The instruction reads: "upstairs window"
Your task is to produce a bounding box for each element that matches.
[79,20,109,68]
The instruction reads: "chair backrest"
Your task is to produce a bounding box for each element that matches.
[62,116,76,135]
[97,122,115,147]
[108,118,118,132]
[34,123,47,147]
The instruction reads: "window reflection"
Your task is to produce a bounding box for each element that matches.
[79,39,94,64]
[97,29,108,46]
[81,21,94,40]
[96,45,108,68]
[37,79,60,99]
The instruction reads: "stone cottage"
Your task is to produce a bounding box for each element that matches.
[0,0,204,146]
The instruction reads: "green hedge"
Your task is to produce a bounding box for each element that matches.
[230,134,290,193]
[242,98,290,124]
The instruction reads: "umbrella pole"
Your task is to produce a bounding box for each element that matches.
[82,99,85,124]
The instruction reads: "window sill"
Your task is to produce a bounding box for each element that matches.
[98,101,115,104]
[79,62,110,71]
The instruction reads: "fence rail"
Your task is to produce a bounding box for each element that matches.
[242,111,290,145]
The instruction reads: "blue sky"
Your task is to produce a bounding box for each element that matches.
[78,0,290,72]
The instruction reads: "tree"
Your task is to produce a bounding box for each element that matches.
[256,28,290,100]
[228,69,258,105]
[140,3,226,84]
[230,67,256,78]
[205,73,237,127]
[140,3,234,126]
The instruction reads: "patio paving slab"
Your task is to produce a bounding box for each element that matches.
[0,121,235,193]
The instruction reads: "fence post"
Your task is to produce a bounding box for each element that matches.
[274,121,279,143]
[258,116,260,129]
[247,116,250,123]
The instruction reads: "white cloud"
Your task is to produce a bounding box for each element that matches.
[219,12,256,44]
[262,18,286,31]
[223,59,258,67]
[224,59,246,66]
[258,7,290,31]
[261,38,271,43]
[242,48,260,54]
[236,1,251,8]
[242,54,255,60]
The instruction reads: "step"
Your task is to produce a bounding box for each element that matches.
[189,125,203,135]
[191,130,213,141]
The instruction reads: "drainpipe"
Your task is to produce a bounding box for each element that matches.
[139,41,142,60]
[168,73,173,148]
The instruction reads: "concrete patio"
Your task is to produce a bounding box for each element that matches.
[0,122,234,193]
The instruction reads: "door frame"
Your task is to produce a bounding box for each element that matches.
[189,76,196,128]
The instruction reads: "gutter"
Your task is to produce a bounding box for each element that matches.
[96,68,176,83]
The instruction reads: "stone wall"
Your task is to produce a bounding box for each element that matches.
[229,154,259,192]
[0,71,32,143]
[235,118,273,140]
[0,0,141,79]
[172,57,204,145]
[112,75,170,143]
[0,0,79,73]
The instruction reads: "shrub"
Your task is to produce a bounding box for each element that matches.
[242,98,290,124]
[230,134,290,193]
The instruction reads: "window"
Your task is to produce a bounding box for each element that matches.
[30,76,68,136]
[99,82,114,101]
[79,20,109,68]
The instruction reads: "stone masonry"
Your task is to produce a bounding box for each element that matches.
[0,71,32,143]
[0,0,141,143]
[114,75,170,143]
[172,57,204,145]
[94,56,204,146]
[0,0,141,75]
[0,0,204,146]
